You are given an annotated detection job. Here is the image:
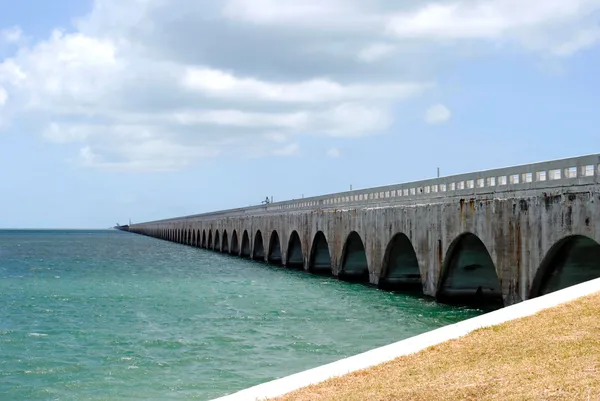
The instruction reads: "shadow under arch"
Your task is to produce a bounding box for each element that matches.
[187,229,192,246]
[267,230,282,265]
[340,231,369,283]
[222,230,229,253]
[214,230,220,251]
[530,235,600,298]
[379,233,423,293]
[208,230,213,249]
[201,230,206,248]
[240,230,251,258]
[253,230,265,261]
[287,231,304,269]
[437,232,503,309]
[231,230,239,255]
[309,231,331,274]
[196,229,201,247]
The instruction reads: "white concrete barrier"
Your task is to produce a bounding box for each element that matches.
[211,277,600,401]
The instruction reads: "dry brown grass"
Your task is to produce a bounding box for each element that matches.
[272,293,600,401]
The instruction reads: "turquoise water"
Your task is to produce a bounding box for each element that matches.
[0,230,484,400]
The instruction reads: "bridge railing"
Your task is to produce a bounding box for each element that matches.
[136,153,600,226]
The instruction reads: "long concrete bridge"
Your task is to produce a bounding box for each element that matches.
[126,154,600,308]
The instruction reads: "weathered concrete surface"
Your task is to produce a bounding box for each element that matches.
[129,185,600,306]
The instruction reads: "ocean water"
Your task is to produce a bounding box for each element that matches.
[0,230,484,400]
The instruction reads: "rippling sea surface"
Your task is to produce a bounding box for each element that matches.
[0,230,484,400]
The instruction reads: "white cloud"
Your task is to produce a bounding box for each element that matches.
[182,67,431,103]
[387,1,598,39]
[425,104,451,125]
[551,27,600,56]
[272,142,300,156]
[1,26,22,44]
[222,0,368,29]
[326,147,341,158]
[358,43,396,63]
[0,86,7,106]
[386,1,600,56]
[0,30,122,113]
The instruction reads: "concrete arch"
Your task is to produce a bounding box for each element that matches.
[253,230,265,261]
[437,232,503,308]
[241,230,251,258]
[380,233,422,292]
[214,230,220,251]
[340,231,369,283]
[192,230,197,247]
[201,230,207,248]
[231,230,240,255]
[287,230,304,269]
[222,230,229,253]
[309,231,332,275]
[530,235,600,298]
[187,229,192,245]
[267,230,282,265]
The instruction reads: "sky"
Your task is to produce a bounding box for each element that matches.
[0,0,599,229]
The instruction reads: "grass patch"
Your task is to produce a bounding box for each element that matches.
[272,292,600,401]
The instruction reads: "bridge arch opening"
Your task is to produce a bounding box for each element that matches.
[309,231,330,274]
[231,230,239,255]
[208,230,213,249]
[267,231,282,265]
[222,230,229,253]
[530,235,600,298]
[253,230,265,261]
[196,229,201,247]
[287,231,304,269]
[214,230,220,251]
[192,230,197,247]
[437,232,503,309]
[241,230,250,258]
[201,230,206,248]
[340,231,369,283]
[379,233,423,292]
[187,229,192,246]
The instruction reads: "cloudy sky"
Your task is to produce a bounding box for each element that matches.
[1,0,599,228]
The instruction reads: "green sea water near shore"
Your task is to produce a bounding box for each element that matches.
[0,230,483,400]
